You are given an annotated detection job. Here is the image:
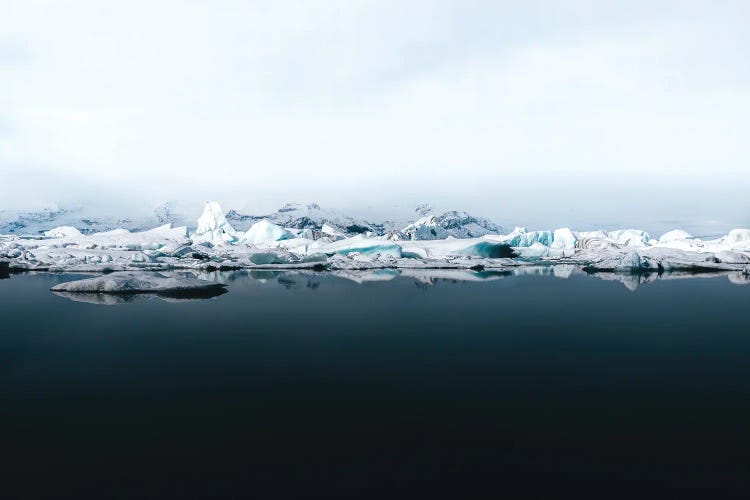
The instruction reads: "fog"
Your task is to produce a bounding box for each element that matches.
[2,1,749,234]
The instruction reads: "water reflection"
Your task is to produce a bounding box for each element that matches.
[0,260,9,280]
[52,287,228,306]
[42,266,750,305]
[190,266,750,291]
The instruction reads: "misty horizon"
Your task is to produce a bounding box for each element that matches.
[2,1,749,234]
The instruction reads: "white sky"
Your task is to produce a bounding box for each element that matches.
[1,1,749,232]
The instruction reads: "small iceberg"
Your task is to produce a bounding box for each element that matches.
[51,271,227,295]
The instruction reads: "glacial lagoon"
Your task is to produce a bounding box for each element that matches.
[2,269,750,496]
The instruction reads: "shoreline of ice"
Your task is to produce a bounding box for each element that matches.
[2,201,749,277]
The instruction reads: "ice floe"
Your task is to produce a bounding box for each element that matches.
[51,271,227,294]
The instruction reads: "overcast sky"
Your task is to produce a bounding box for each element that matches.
[1,1,748,232]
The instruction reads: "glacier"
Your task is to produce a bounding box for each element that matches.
[2,201,750,279]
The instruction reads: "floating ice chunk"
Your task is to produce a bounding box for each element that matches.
[318,235,403,258]
[584,249,643,271]
[658,229,693,244]
[712,250,750,264]
[44,226,82,238]
[607,229,651,247]
[576,231,618,250]
[51,271,227,294]
[192,201,237,245]
[724,229,750,245]
[551,228,577,249]
[402,237,514,259]
[492,227,553,247]
[245,247,325,265]
[247,251,297,265]
[321,223,345,240]
[514,242,550,258]
[242,219,292,245]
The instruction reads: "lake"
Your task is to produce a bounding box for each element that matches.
[2,269,750,497]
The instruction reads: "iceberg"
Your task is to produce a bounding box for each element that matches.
[242,219,292,245]
[712,250,750,264]
[44,226,82,238]
[724,229,750,246]
[191,202,238,245]
[658,229,693,244]
[606,229,651,247]
[582,249,643,272]
[401,237,515,259]
[513,242,551,258]
[315,235,403,258]
[487,227,553,247]
[51,271,227,294]
[550,228,577,250]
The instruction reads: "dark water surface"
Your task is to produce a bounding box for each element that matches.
[2,271,750,498]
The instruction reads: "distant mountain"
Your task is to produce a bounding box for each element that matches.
[225,202,394,235]
[0,201,502,240]
[0,202,190,235]
[393,211,503,240]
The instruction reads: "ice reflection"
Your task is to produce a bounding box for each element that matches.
[48,265,750,305]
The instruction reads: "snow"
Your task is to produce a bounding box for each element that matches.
[51,271,227,294]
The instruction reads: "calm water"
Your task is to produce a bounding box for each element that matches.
[2,270,750,497]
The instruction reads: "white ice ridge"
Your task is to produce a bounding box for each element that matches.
[2,201,750,274]
[191,201,238,245]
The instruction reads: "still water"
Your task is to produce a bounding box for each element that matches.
[1,270,750,497]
